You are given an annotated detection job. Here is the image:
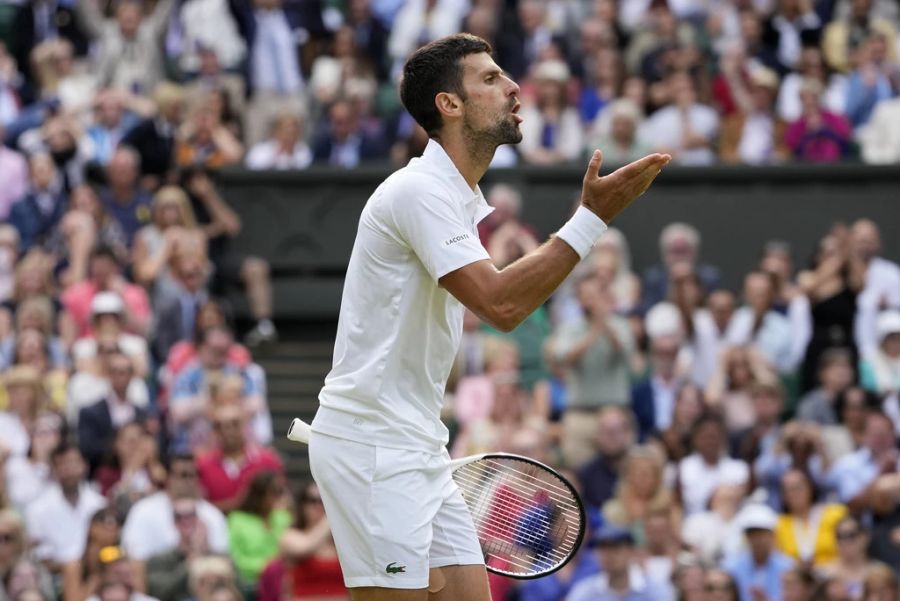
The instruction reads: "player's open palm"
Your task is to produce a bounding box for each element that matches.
[580,150,671,222]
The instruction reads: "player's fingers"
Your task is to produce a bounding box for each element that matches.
[583,149,603,183]
[616,153,670,180]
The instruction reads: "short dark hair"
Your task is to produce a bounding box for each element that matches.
[90,244,119,265]
[51,439,82,462]
[399,34,492,137]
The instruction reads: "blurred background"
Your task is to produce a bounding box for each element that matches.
[1,1,900,601]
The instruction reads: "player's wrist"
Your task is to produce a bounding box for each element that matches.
[556,205,608,259]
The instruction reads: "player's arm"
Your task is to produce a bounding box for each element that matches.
[440,151,670,332]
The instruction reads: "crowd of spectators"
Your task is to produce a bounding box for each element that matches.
[1,1,900,601]
[441,188,900,601]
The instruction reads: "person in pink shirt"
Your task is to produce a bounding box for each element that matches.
[196,403,282,513]
[61,245,151,338]
[785,78,852,163]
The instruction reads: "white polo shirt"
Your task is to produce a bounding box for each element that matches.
[312,140,493,453]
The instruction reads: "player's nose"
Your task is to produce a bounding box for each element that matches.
[506,76,521,97]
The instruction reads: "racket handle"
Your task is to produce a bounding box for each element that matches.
[287,418,312,444]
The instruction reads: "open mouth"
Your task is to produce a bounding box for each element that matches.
[511,103,522,123]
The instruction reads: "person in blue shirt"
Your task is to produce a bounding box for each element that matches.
[723,504,794,601]
[566,525,672,601]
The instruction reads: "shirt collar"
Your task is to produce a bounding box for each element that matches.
[420,139,495,224]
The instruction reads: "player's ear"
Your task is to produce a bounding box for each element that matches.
[435,92,462,120]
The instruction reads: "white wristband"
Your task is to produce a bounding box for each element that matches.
[556,206,608,259]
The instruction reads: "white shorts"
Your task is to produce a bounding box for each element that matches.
[308,431,485,589]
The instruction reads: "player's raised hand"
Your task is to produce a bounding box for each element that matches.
[580,150,671,223]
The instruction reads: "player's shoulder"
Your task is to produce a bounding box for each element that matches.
[368,160,457,219]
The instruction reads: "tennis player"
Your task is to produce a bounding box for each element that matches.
[308,33,671,601]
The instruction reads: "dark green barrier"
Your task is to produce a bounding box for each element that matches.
[218,165,900,319]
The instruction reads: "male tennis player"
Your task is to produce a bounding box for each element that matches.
[308,33,671,601]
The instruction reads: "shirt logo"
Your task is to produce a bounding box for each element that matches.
[444,233,470,246]
[386,562,406,574]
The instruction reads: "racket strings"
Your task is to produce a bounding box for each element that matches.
[453,457,583,577]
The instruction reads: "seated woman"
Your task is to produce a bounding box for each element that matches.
[62,507,122,601]
[0,250,76,348]
[775,468,847,567]
[257,480,345,601]
[227,471,292,592]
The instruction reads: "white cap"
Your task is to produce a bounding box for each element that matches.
[738,503,777,532]
[91,292,124,316]
[645,302,683,339]
[877,310,900,342]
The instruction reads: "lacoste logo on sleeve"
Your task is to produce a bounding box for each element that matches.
[386,562,406,574]
[444,233,470,246]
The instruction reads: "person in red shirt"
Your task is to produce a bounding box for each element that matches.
[196,403,282,512]
[61,245,151,339]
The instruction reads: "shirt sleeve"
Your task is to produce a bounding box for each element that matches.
[389,176,490,282]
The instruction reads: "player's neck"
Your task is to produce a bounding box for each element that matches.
[433,133,493,190]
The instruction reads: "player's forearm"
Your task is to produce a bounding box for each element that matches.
[488,237,581,331]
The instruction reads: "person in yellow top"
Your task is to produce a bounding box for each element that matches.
[775,468,847,566]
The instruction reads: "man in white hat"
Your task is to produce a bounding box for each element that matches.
[723,504,794,601]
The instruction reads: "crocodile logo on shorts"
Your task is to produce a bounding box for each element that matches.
[386,562,406,574]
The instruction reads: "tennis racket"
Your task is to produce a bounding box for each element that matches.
[287,418,586,579]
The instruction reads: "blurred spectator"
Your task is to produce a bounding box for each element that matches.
[784,78,853,162]
[8,154,66,253]
[174,103,244,170]
[676,412,749,516]
[550,275,633,461]
[10,1,87,86]
[494,0,558,80]
[132,186,206,309]
[76,351,151,475]
[797,226,864,392]
[830,386,882,457]
[643,223,721,308]
[681,484,746,564]
[859,95,900,163]
[26,441,107,568]
[231,0,306,147]
[565,525,671,601]
[777,47,848,123]
[0,226,18,305]
[244,112,312,170]
[822,0,898,73]
[719,66,786,165]
[781,567,817,601]
[587,99,651,165]
[689,289,737,387]
[514,542,598,601]
[646,71,719,165]
[851,220,900,360]
[144,498,209,601]
[4,412,61,511]
[182,52,246,132]
[579,47,622,123]
[0,125,28,221]
[169,326,269,452]
[828,411,899,512]
[602,445,678,547]
[93,420,164,510]
[593,229,642,314]
[796,348,855,424]
[85,90,144,167]
[151,252,212,363]
[62,245,151,339]
[309,25,378,112]
[83,546,157,601]
[0,365,52,457]
[121,83,185,182]
[74,0,174,95]
[577,406,635,510]
[180,169,276,346]
[632,319,684,442]
[61,507,122,601]
[774,468,847,566]
[312,99,385,168]
[169,1,246,78]
[860,310,900,398]
[196,403,282,512]
[820,515,887,599]
[726,271,797,374]
[186,556,237,601]
[655,382,705,463]
[387,0,465,77]
[862,564,899,601]
[701,568,740,601]
[735,380,787,465]
[121,454,228,562]
[72,292,150,378]
[519,60,582,165]
[769,0,823,71]
[844,33,897,129]
[724,503,795,601]
[0,510,55,601]
[226,470,290,588]
[98,148,153,248]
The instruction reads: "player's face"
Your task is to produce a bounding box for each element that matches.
[459,53,523,146]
